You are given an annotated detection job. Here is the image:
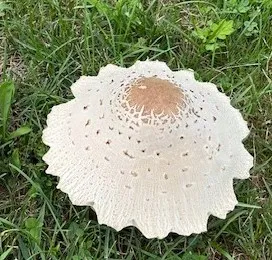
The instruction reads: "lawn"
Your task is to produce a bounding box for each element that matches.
[0,0,271,259]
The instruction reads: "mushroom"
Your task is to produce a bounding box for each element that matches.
[42,60,253,239]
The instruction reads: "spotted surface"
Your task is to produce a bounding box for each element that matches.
[42,60,253,239]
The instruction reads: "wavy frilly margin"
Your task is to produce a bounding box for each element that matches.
[42,60,253,239]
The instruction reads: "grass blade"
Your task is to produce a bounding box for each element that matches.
[0,248,13,260]
[8,126,32,140]
[0,81,15,139]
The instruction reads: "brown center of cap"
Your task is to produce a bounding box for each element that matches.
[127,77,184,116]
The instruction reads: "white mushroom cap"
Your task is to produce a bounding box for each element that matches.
[42,60,253,239]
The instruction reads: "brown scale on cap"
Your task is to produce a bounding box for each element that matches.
[126,77,185,116]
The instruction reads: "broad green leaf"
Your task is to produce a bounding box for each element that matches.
[205,43,219,51]
[11,148,21,169]
[25,217,40,229]
[8,126,31,140]
[244,21,258,37]
[86,0,111,15]
[25,217,43,241]
[205,42,224,51]
[0,81,15,138]
[192,19,234,52]
[210,20,235,40]
[225,0,250,13]
[193,27,209,42]
[68,222,84,240]
[237,5,250,14]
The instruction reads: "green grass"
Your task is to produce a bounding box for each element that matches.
[0,0,271,259]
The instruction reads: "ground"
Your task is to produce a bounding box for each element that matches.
[0,0,271,259]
